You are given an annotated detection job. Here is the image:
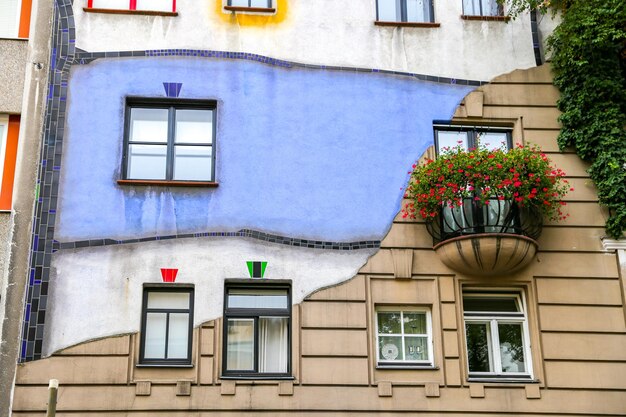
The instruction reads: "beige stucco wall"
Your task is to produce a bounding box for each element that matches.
[11,64,626,415]
[0,40,28,114]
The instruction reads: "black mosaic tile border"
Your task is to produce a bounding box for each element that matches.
[72,49,487,87]
[51,229,380,251]
[19,0,76,362]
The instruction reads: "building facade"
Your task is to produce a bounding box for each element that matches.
[8,0,626,415]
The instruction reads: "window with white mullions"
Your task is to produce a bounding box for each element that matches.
[376,0,434,23]
[376,307,433,367]
[223,284,291,377]
[124,99,216,182]
[462,0,504,16]
[463,291,533,379]
[140,288,194,365]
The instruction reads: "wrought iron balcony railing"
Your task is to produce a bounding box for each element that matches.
[425,197,543,244]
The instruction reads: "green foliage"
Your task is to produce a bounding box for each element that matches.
[402,145,570,222]
[547,0,626,238]
[497,0,570,18]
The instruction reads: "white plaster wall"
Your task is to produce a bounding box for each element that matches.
[74,0,538,81]
[44,236,376,356]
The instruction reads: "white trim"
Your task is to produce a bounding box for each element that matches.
[462,290,533,379]
[602,238,626,251]
[375,306,433,366]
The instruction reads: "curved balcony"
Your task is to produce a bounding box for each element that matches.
[426,198,543,276]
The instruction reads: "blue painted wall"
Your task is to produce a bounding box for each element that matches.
[58,57,472,241]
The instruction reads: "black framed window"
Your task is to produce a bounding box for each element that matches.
[377,0,434,23]
[462,0,504,16]
[123,98,216,182]
[463,290,533,380]
[228,0,271,7]
[222,282,291,377]
[433,123,512,155]
[139,287,194,365]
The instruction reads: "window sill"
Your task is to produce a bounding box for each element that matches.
[374,21,440,28]
[136,363,194,368]
[224,6,276,13]
[461,15,510,22]
[377,365,438,370]
[220,375,295,380]
[83,7,178,17]
[468,376,537,383]
[117,179,218,187]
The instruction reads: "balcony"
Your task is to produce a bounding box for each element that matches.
[426,197,543,276]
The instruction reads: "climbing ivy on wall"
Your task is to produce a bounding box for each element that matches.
[502,0,626,239]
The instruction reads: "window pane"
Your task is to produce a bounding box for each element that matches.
[437,131,469,154]
[127,144,167,180]
[377,0,401,21]
[466,322,492,372]
[378,336,403,361]
[0,124,5,188]
[147,292,190,309]
[463,296,520,313]
[463,0,480,15]
[499,323,526,373]
[0,0,19,38]
[258,317,288,373]
[482,0,502,16]
[175,110,213,144]
[136,0,172,11]
[228,289,288,309]
[250,0,271,7]
[144,312,167,359]
[483,199,515,233]
[226,319,255,371]
[403,312,426,334]
[377,312,401,334]
[173,146,212,181]
[229,0,250,6]
[404,336,428,361]
[91,0,130,9]
[478,132,509,151]
[167,313,189,359]
[406,0,431,22]
[129,108,168,143]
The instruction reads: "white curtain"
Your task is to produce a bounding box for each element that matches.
[258,317,288,373]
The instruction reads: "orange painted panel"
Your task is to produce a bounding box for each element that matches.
[18,0,33,38]
[0,115,20,210]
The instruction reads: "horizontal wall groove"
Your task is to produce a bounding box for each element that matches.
[301,355,368,359]
[299,326,367,331]
[483,104,559,109]
[302,299,366,304]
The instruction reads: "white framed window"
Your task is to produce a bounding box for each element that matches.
[0,0,22,38]
[375,307,433,367]
[463,290,533,380]
[462,0,503,16]
[139,287,194,365]
[376,0,434,23]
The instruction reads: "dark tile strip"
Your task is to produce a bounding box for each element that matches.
[71,49,487,86]
[51,229,381,251]
[20,0,76,363]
